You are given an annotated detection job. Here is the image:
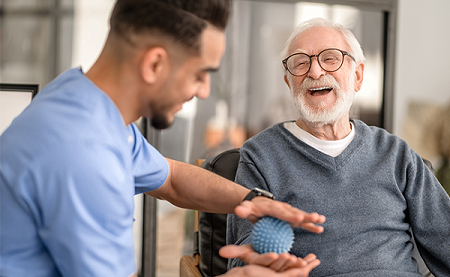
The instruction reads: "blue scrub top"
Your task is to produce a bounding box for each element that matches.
[0,68,169,276]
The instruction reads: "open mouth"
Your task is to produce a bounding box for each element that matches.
[309,86,333,96]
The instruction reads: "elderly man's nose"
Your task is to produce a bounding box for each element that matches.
[307,58,326,79]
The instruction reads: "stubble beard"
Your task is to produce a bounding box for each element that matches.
[150,113,172,130]
[149,103,173,130]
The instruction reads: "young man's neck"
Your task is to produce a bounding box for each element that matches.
[85,45,143,126]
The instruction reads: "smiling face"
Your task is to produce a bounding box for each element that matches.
[284,26,364,127]
[148,25,226,129]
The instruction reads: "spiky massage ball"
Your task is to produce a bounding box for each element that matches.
[251,216,294,254]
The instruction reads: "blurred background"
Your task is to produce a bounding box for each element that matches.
[1,0,449,276]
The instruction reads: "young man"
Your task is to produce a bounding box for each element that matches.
[227,18,450,276]
[0,1,325,276]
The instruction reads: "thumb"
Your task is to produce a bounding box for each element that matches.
[219,244,253,259]
[234,201,252,218]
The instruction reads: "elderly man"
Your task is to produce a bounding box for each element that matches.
[227,18,450,276]
[0,1,326,276]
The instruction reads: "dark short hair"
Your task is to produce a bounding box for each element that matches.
[109,0,231,54]
[161,0,231,30]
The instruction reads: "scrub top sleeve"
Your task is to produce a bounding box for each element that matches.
[128,123,169,194]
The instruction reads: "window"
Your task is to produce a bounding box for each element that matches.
[0,0,74,89]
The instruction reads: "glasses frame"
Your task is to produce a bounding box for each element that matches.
[282,48,356,77]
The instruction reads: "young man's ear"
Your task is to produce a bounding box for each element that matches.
[141,47,168,84]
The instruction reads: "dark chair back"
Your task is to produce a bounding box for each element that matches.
[198,148,240,277]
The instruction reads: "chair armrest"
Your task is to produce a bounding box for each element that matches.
[180,255,202,277]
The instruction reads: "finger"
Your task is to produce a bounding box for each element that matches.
[218,265,313,277]
[274,266,321,277]
[302,253,317,263]
[246,252,280,267]
[253,199,326,227]
[282,268,315,277]
[219,244,253,259]
[235,198,326,232]
[300,257,321,273]
[297,222,325,234]
[282,256,317,270]
[219,244,279,266]
[292,212,326,230]
[236,199,305,224]
[282,258,321,277]
[284,257,315,272]
[233,201,257,220]
[269,253,300,272]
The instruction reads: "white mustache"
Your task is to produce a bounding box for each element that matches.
[299,75,341,93]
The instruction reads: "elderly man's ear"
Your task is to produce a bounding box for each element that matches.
[284,74,291,89]
[354,63,364,92]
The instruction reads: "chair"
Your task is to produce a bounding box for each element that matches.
[179,148,435,277]
[180,148,240,277]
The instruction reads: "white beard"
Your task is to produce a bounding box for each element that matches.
[290,74,356,127]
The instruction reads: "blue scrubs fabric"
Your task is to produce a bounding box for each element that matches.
[0,68,169,276]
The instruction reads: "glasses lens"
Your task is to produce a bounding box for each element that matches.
[285,54,310,76]
[318,49,344,72]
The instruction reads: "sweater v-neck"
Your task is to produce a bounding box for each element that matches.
[276,120,365,171]
[284,121,355,157]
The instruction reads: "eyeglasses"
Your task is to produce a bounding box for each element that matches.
[282,48,356,77]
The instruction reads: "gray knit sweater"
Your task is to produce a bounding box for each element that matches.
[227,120,450,276]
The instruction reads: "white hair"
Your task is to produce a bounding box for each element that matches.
[280,17,365,64]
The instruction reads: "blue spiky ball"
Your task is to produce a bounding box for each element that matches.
[251,216,294,254]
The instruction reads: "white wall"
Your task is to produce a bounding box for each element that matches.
[394,0,450,137]
[72,0,115,70]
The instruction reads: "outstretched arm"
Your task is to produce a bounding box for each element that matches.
[146,158,325,229]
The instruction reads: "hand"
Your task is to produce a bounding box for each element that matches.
[219,244,320,276]
[235,197,326,233]
[219,265,316,277]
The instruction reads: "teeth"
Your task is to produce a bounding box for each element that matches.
[310,87,331,91]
